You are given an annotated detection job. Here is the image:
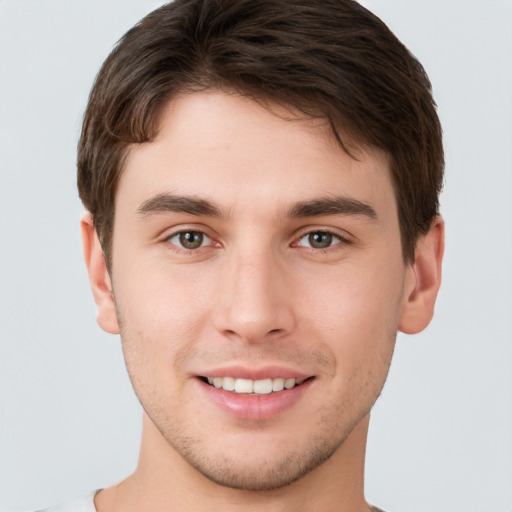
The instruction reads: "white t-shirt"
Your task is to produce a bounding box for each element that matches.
[35,490,98,512]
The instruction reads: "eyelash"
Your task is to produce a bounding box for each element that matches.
[163,228,351,254]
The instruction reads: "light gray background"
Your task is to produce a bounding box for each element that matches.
[0,1,511,511]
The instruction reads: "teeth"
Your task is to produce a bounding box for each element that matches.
[272,377,284,392]
[235,378,253,394]
[253,378,272,394]
[222,376,236,391]
[284,378,296,389]
[205,376,305,394]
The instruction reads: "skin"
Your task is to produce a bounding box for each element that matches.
[82,90,444,512]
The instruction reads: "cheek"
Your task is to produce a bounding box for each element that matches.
[113,263,217,378]
[299,257,405,374]
[116,257,213,325]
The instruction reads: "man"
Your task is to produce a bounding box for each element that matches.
[40,0,444,510]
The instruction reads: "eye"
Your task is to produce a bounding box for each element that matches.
[297,231,342,249]
[168,230,212,250]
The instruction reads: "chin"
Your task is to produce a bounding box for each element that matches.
[158,415,356,492]
[184,446,339,491]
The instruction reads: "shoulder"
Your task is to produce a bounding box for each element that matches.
[372,507,388,512]
[32,490,99,512]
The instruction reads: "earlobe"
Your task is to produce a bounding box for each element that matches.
[81,212,120,335]
[399,216,445,334]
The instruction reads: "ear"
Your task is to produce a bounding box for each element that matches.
[81,212,120,334]
[399,216,445,334]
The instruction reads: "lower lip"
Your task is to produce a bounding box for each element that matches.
[197,378,314,421]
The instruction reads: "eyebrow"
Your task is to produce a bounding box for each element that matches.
[136,193,377,221]
[288,196,378,220]
[136,194,223,218]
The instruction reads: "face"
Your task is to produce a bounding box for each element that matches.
[104,91,415,490]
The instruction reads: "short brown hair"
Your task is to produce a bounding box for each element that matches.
[78,0,443,266]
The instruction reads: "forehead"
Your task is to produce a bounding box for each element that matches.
[117,90,395,217]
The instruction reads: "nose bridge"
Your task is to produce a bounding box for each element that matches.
[214,240,295,342]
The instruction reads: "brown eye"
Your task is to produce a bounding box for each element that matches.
[297,231,341,249]
[169,231,207,250]
[179,231,203,249]
[308,232,333,249]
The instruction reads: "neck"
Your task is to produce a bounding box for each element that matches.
[95,413,372,512]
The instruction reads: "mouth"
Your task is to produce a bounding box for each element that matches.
[197,371,316,420]
[199,376,313,395]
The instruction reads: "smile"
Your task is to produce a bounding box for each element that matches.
[203,376,308,394]
[198,373,315,420]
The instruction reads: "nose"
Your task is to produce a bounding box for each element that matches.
[213,248,296,343]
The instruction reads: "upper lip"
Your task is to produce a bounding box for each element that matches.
[196,365,312,381]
